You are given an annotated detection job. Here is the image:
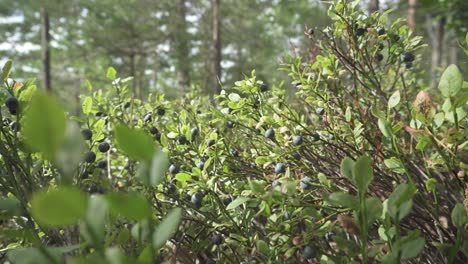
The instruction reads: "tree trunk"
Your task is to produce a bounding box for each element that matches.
[427,15,446,88]
[41,7,51,92]
[407,0,417,32]
[368,0,379,15]
[211,0,221,95]
[175,0,191,94]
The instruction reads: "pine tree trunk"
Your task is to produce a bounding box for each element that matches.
[211,0,221,95]
[368,0,379,15]
[175,0,191,93]
[407,0,417,32]
[41,7,51,92]
[428,16,446,88]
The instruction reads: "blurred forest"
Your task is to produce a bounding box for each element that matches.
[0,0,467,110]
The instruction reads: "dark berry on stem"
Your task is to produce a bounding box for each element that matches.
[85,151,96,163]
[81,129,93,140]
[98,142,110,152]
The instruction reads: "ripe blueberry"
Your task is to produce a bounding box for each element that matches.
[303,246,316,259]
[191,192,203,208]
[292,152,301,160]
[87,184,99,194]
[259,83,268,92]
[164,183,176,194]
[264,128,275,139]
[206,139,215,147]
[81,129,93,140]
[292,135,303,145]
[178,135,188,145]
[311,133,320,142]
[377,27,385,35]
[191,128,198,138]
[222,196,233,206]
[226,121,234,129]
[85,151,96,163]
[300,177,312,190]
[355,27,365,36]
[123,102,131,109]
[197,161,205,170]
[206,259,216,264]
[211,233,223,245]
[307,28,314,35]
[98,142,110,153]
[9,121,19,132]
[401,52,415,62]
[378,43,384,50]
[157,107,165,116]
[143,113,152,123]
[376,53,383,62]
[169,164,180,175]
[275,163,286,174]
[231,149,239,157]
[96,159,107,169]
[149,126,159,135]
[5,96,19,112]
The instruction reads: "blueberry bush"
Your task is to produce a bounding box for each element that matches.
[1,1,467,263]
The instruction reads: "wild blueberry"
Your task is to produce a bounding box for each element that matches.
[356,27,366,36]
[226,121,234,129]
[275,163,286,174]
[5,96,19,112]
[377,27,385,35]
[315,107,325,115]
[205,259,216,264]
[87,184,99,194]
[81,129,93,140]
[191,192,203,208]
[191,128,198,138]
[197,161,205,170]
[143,113,152,123]
[206,139,215,147]
[303,246,316,259]
[178,135,188,145]
[311,133,320,142]
[211,233,223,245]
[85,151,96,163]
[307,28,314,35]
[222,196,232,206]
[96,159,107,169]
[259,83,268,92]
[123,102,131,109]
[376,53,383,62]
[264,128,275,139]
[292,152,301,160]
[292,135,303,145]
[164,183,176,194]
[169,164,180,175]
[231,149,239,157]
[401,52,415,62]
[149,126,159,135]
[98,142,110,152]
[9,121,19,132]
[157,107,165,116]
[300,177,312,190]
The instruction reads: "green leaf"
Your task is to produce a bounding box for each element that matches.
[153,208,182,249]
[326,192,359,210]
[353,156,373,194]
[8,247,62,264]
[81,195,108,245]
[366,197,383,225]
[2,60,12,81]
[107,67,117,80]
[401,237,425,260]
[106,192,152,221]
[175,172,191,183]
[433,112,445,128]
[22,91,66,160]
[340,158,355,181]
[82,96,93,115]
[55,122,86,183]
[388,91,400,109]
[378,118,392,138]
[31,187,88,227]
[425,178,437,192]
[386,184,416,220]
[438,64,463,97]
[384,158,406,174]
[451,203,468,227]
[0,197,20,219]
[256,240,270,256]
[226,197,250,210]
[114,124,155,161]
[149,150,169,186]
